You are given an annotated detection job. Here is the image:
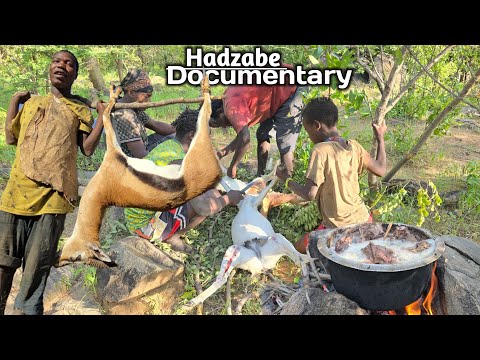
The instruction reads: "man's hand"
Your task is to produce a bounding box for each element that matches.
[13,91,31,104]
[226,190,245,206]
[227,165,237,179]
[96,100,106,114]
[216,148,226,160]
[372,122,387,142]
[276,166,290,182]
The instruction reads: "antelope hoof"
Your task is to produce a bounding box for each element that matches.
[54,244,117,268]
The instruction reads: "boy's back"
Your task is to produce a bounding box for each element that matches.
[306,139,370,228]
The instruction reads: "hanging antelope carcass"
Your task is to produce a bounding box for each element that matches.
[184,167,310,310]
[56,77,222,268]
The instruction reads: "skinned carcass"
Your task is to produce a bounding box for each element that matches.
[184,171,310,309]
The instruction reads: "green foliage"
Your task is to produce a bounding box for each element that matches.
[77,145,106,171]
[291,128,312,181]
[459,161,480,215]
[69,265,98,295]
[371,188,408,222]
[385,124,416,156]
[416,181,442,226]
[101,220,129,250]
[291,201,321,231]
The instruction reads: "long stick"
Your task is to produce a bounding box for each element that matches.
[90,95,224,110]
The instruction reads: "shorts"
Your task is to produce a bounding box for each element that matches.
[256,86,305,156]
[135,206,188,243]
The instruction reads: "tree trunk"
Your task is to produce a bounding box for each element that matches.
[87,57,108,96]
[368,47,407,188]
[383,68,480,182]
[116,56,124,82]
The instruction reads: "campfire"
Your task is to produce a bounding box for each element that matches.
[261,222,474,316]
[387,261,438,315]
[315,223,444,312]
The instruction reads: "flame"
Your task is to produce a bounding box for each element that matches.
[405,298,422,315]
[390,261,438,315]
[422,261,438,315]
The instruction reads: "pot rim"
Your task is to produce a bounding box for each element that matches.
[315,222,445,272]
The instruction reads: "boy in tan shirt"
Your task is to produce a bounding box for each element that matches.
[276,97,387,253]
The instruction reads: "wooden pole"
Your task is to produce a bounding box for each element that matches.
[89,95,224,110]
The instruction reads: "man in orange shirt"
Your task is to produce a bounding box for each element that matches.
[209,83,304,178]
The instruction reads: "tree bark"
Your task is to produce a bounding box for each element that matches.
[87,57,108,96]
[116,56,124,82]
[383,68,480,182]
[368,46,407,188]
[354,46,385,94]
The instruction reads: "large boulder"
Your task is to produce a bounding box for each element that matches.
[96,236,184,314]
[435,236,480,315]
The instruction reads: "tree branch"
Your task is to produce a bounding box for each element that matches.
[367,46,385,83]
[90,95,224,110]
[383,68,480,182]
[354,45,385,94]
[386,45,455,112]
[380,46,387,83]
[369,46,407,187]
[406,46,480,112]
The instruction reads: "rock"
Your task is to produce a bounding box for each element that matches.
[440,190,463,208]
[453,118,480,131]
[435,236,480,315]
[280,288,368,315]
[106,277,184,315]
[77,170,97,186]
[384,178,435,197]
[6,265,103,315]
[96,236,184,314]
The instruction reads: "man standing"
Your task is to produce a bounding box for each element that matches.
[0,50,105,315]
[209,81,304,178]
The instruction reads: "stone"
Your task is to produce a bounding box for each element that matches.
[280,288,368,315]
[96,236,184,312]
[435,236,480,315]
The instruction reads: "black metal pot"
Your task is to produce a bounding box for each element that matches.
[315,223,445,311]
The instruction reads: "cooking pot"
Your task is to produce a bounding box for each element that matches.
[315,223,445,311]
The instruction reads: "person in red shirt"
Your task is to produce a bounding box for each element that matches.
[209,83,304,178]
